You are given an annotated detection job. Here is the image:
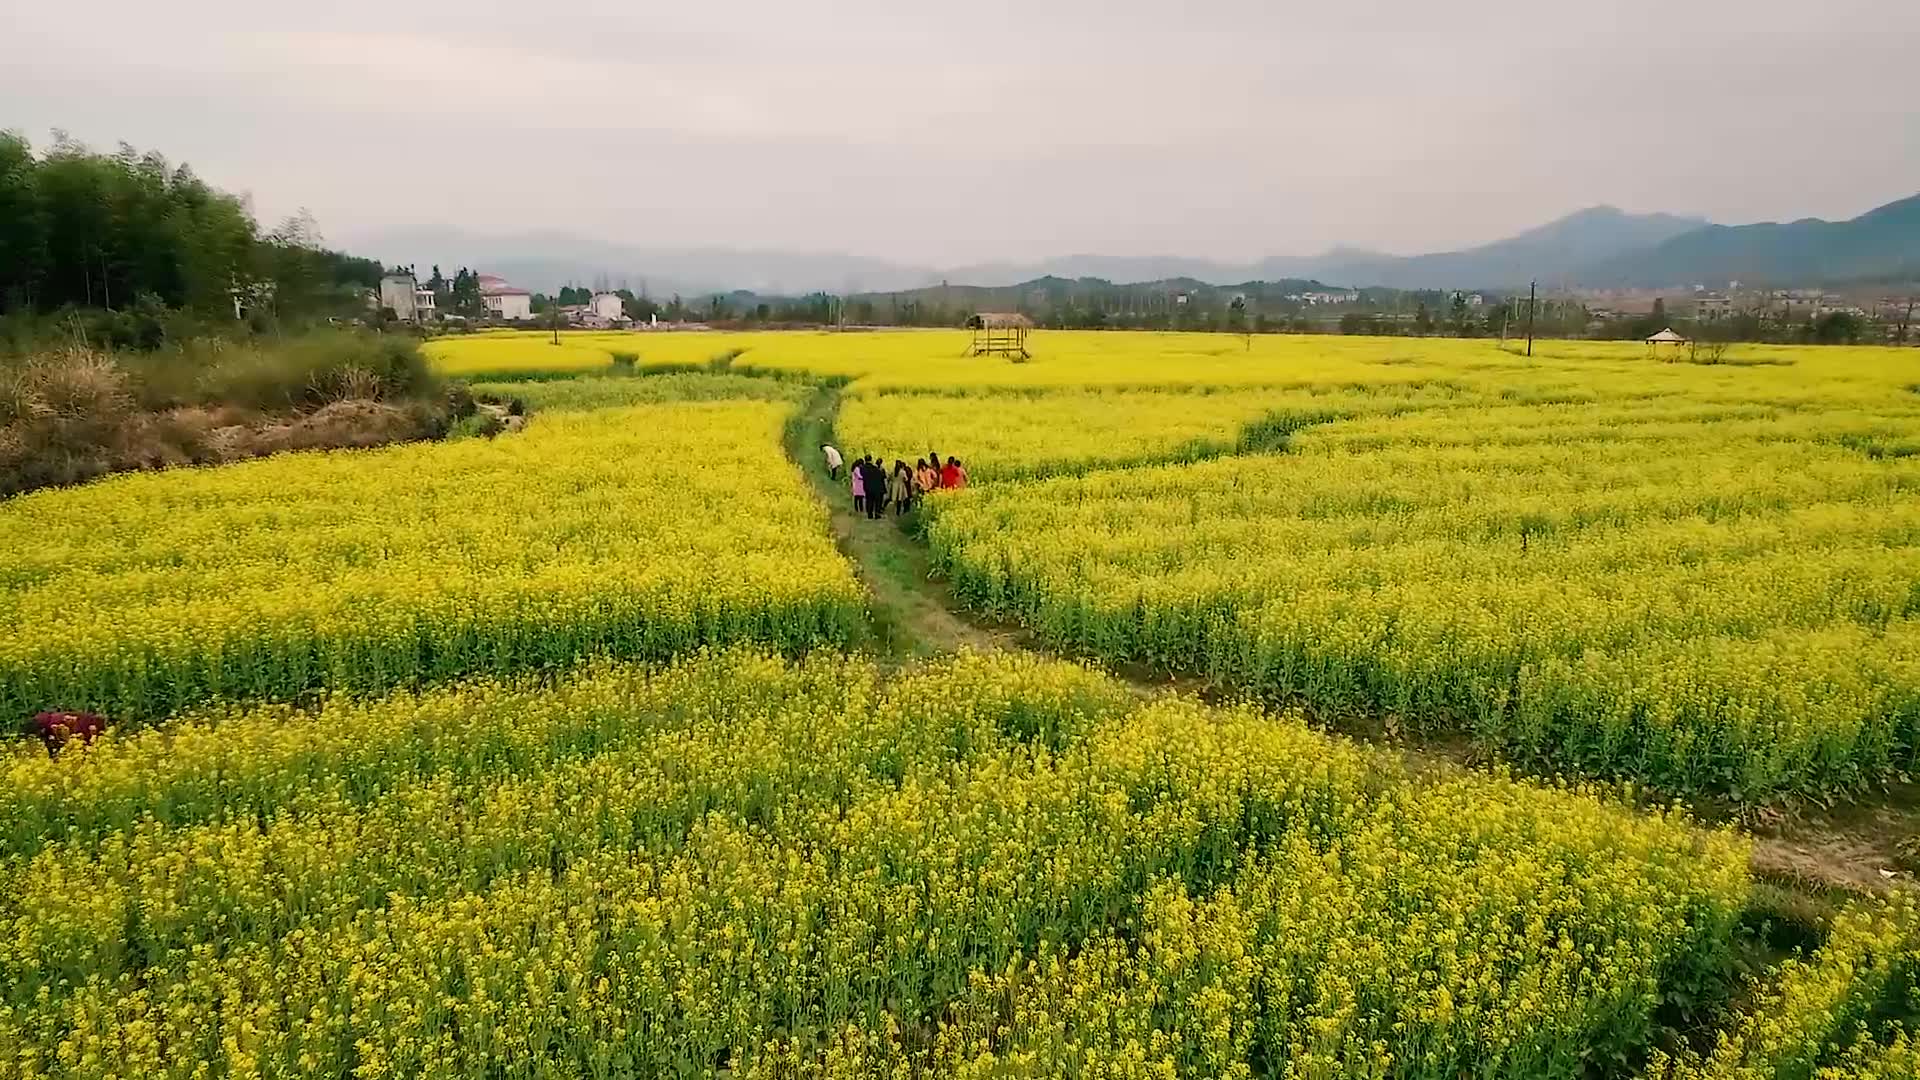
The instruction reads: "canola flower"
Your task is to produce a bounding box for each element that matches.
[432,333,1920,804]
[423,334,623,380]
[1651,892,1920,1080]
[426,332,757,380]
[0,650,1751,1079]
[0,401,864,722]
[915,346,1920,801]
[0,329,1907,1075]
[440,327,1907,399]
[835,381,1467,482]
[1815,1032,1920,1080]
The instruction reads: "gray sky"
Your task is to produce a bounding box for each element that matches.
[6,0,1918,264]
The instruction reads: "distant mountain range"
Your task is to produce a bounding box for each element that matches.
[1580,193,1920,287]
[344,192,1920,296]
[942,206,1710,291]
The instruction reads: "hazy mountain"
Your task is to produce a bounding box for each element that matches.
[1578,194,1920,286]
[938,208,1704,290]
[338,225,942,296]
[849,274,1338,310]
[943,254,1272,288]
[1288,207,1709,289]
[333,198,1920,297]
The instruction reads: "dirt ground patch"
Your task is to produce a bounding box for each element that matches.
[1744,785,1920,894]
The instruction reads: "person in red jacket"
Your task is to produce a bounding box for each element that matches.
[940,457,967,490]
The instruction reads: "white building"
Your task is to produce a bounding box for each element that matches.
[589,292,627,322]
[478,274,533,321]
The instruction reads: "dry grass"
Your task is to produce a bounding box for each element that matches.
[2,339,448,497]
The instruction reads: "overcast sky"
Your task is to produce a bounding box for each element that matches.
[6,0,1917,265]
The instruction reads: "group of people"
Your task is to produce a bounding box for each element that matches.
[821,445,968,519]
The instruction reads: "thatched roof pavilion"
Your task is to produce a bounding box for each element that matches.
[967,312,1033,358]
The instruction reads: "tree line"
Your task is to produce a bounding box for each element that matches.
[743,279,1911,345]
[0,132,381,347]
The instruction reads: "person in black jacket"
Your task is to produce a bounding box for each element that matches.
[862,455,887,519]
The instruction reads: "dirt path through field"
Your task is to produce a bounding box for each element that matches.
[785,385,1013,658]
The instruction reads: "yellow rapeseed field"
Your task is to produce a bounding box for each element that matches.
[423,334,624,379]
[422,329,1920,801]
[427,332,757,379]
[1652,892,1920,1080]
[0,649,1751,1079]
[7,329,1914,1075]
[849,337,1920,802]
[0,400,863,721]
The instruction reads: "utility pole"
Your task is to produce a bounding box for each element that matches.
[1526,279,1537,357]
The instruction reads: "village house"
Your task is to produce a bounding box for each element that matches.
[478,274,534,320]
[1693,294,1733,319]
[588,292,631,327]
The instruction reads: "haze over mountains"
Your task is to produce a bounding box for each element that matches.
[348,192,1920,297]
[1581,193,1920,288]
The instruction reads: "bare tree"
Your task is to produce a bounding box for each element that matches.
[1687,326,1732,365]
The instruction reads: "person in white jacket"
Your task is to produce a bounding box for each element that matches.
[821,444,843,481]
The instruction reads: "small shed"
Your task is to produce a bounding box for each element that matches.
[1645,327,1689,346]
[967,312,1033,359]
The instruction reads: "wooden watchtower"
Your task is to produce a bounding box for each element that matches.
[967,312,1033,359]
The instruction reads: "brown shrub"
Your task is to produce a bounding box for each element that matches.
[3,342,448,498]
[38,351,133,416]
[0,349,141,495]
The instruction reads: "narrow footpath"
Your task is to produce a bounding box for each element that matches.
[784,384,1011,658]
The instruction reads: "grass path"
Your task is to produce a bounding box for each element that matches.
[784,384,1013,658]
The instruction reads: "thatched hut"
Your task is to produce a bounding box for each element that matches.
[967,312,1033,358]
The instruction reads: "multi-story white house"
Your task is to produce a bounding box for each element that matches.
[589,292,627,322]
[478,274,533,320]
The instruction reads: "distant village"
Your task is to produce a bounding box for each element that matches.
[375,269,696,330]
[370,264,1917,347]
